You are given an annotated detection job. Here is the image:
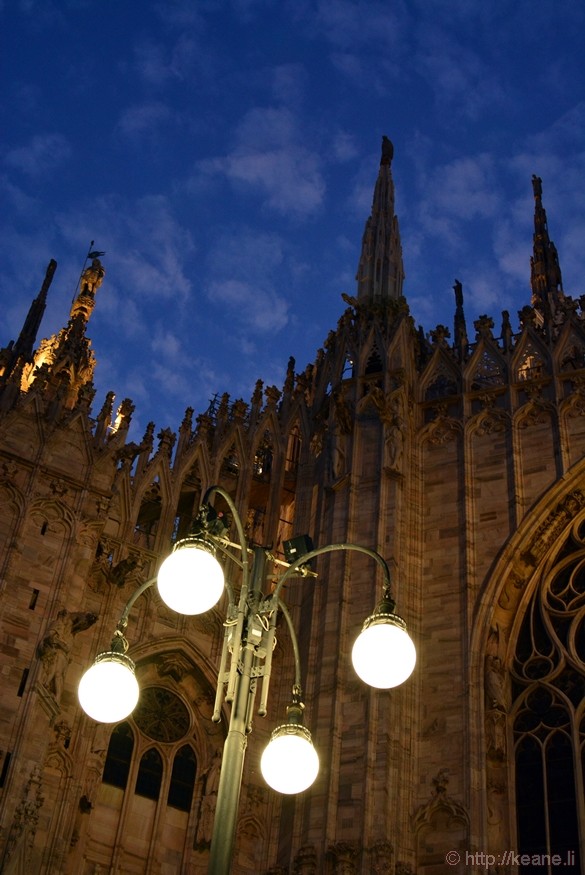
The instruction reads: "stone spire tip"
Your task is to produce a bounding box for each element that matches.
[381,136,394,165]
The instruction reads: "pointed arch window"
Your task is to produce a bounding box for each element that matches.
[221,443,240,476]
[425,374,458,401]
[511,526,585,873]
[342,354,355,380]
[167,745,196,812]
[365,347,383,375]
[102,722,134,790]
[135,748,163,801]
[172,463,202,542]
[470,349,505,390]
[285,423,302,475]
[253,431,274,478]
[516,342,545,382]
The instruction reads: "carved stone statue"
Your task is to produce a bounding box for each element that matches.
[38,609,97,702]
[385,397,405,469]
[80,258,105,296]
[484,655,509,711]
[486,708,507,760]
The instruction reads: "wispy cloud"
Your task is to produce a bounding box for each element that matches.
[271,63,308,105]
[206,279,289,333]
[411,153,500,253]
[133,35,203,86]
[116,102,174,138]
[204,226,290,335]
[196,106,325,217]
[4,133,71,177]
[315,0,407,52]
[414,23,506,119]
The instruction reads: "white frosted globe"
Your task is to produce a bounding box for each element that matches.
[157,543,224,615]
[78,655,139,723]
[261,729,319,794]
[352,620,416,689]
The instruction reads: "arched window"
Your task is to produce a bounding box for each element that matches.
[135,748,163,801]
[102,722,134,790]
[511,530,585,873]
[168,745,196,812]
[514,689,581,871]
[364,347,383,375]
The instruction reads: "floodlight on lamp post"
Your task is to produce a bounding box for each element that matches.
[77,485,415,874]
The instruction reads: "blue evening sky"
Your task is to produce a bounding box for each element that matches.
[1,0,584,439]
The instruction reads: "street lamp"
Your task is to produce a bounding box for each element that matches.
[78,485,415,873]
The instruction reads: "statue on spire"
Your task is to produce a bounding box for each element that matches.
[381,135,394,165]
[80,257,105,297]
[70,248,106,323]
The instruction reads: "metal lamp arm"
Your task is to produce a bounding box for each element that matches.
[271,542,392,604]
[258,596,302,716]
[276,597,302,692]
[202,484,250,581]
[116,575,158,632]
[259,543,390,719]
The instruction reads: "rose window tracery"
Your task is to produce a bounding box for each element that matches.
[132,686,190,743]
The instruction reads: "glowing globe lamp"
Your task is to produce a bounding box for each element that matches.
[78,652,139,723]
[157,539,224,615]
[352,611,416,689]
[261,724,319,794]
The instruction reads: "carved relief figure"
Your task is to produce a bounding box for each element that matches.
[329,389,353,479]
[38,609,97,702]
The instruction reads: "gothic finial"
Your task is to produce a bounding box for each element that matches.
[381,135,394,165]
[5,259,57,374]
[356,137,404,303]
[453,280,468,363]
[530,175,563,323]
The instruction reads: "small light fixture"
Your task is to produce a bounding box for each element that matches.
[157,537,225,615]
[78,632,139,722]
[260,695,319,794]
[352,591,416,689]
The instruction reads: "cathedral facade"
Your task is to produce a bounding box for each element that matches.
[0,141,583,874]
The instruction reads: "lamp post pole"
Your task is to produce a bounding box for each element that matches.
[77,485,416,875]
[208,547,266,875]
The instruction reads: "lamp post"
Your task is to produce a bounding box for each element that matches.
[78,485,416,874]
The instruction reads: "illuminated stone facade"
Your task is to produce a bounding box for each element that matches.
[0,142,583,874]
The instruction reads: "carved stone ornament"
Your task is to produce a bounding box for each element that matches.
[413,769,469,833]
[328,841,359,874]
[1,766,45,873]
[293,844,318,875]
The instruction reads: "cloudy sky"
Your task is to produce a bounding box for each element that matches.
[1,0,584,439]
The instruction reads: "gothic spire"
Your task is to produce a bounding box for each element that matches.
[13,259,57,363]
[0,260,57,390]
[530,175,563,325]
[355,136,405,303]
[453,279,468,363]
[14,253,107,412]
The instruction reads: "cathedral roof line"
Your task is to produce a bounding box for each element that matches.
[0,148,578,453]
